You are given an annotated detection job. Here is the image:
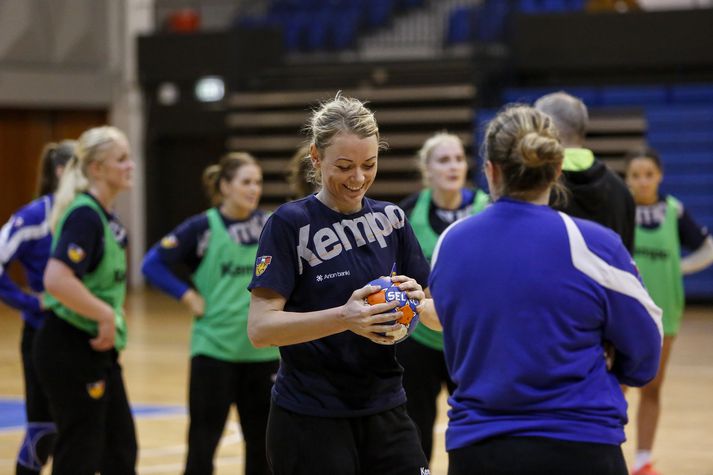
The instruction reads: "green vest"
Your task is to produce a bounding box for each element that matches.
[409,189,489,350]
[191,208,279,362]
[44,193,128,350]
[633,195,684,336]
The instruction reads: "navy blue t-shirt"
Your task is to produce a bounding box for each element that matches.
[248,195,430,417]
[142,209,267,300]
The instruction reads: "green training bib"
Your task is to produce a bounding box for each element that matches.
[44,193,128,350]
[633,196,684,336]
[191,208,279,362]
[409,189,488,350]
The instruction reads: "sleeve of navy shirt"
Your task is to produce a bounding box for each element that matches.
[0,212,42,313]
[142,214,207,300]
[397,217,430,288]
[600,239,663,387]
[247,211,298,300]
[52,206,105,277]
[678,205,710,251]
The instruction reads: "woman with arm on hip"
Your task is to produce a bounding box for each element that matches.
[247,93,440,475]
[142,152,279,475]
[33,126,137,475]
[397,131,488,462]
[429,105,663,475]
[625,147,713,475]
[0,141,74,474]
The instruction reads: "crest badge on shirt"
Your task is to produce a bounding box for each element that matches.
[86,379,106,399]
[67,243,86,263]
[255,255,272,276]
[161,234,179,249]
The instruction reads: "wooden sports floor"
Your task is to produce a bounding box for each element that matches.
[1,290,712,474]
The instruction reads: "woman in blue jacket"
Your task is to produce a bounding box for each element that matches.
[0,140,74,475]
[429,105,663,475]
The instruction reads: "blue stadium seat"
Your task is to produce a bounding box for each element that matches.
[305,9,331,51]
[518,0,540,13]
[476,0,510,42]
[542,0,568,11]
[330,8,360,50]
[600,86,668,106]
[446,6,476,45]
[670,84,713,104]
[364,0,395,29]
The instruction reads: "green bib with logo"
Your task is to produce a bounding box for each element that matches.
[409,188,489,350]
[191,208,279,362]
[633,195,684,336]
[44,193,128,350]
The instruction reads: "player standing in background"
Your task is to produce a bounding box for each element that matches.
[0,141,75,474]
[625,147,713,475]
[33,126,137,475]
[247,93,441,475]
[534,91,636,252]
[286,144,316,200]
[142,152,279,475]
[429,105,662,475]
[397,131,488,462]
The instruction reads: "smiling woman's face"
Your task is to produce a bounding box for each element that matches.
[312,132,379,214]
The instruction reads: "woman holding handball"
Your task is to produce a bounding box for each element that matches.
[248,93,439,475]
[429,105,662,475]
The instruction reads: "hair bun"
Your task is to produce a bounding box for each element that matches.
[518,132,563,168]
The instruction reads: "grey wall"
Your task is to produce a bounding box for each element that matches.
[0,0,123,108]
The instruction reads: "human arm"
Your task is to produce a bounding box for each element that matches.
[44,258,115,351]
[0,211,46,314]
[417,294,442,332]
[141,246,204,316]
[681,236,713,274]
[390,275,441,331]
[141,215,209,316]
[602,244,663,386]
[0,267,42,314]
[248,284,402,348]
[677,204,713,274]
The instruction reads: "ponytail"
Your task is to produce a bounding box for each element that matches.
[50,157,88,232]
[49,126,127,232]
[36,140,77,197]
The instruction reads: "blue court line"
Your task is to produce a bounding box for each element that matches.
[0,397,185,432]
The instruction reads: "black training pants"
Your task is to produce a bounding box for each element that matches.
[448,436,628,475]
[184,355,278,475]
[33,314,137,475]
[398,337,456,462]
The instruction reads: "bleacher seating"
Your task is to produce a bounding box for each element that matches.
[235,0,413,53]
[226,81,476,207]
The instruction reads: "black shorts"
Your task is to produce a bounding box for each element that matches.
[448,436,627,475]
[266,402,429,475]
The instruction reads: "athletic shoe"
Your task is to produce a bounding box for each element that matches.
[631,462,661,475]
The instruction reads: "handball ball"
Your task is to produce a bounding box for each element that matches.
[366,277,420,343]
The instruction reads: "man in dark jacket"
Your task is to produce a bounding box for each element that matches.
[535,91,636,252]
